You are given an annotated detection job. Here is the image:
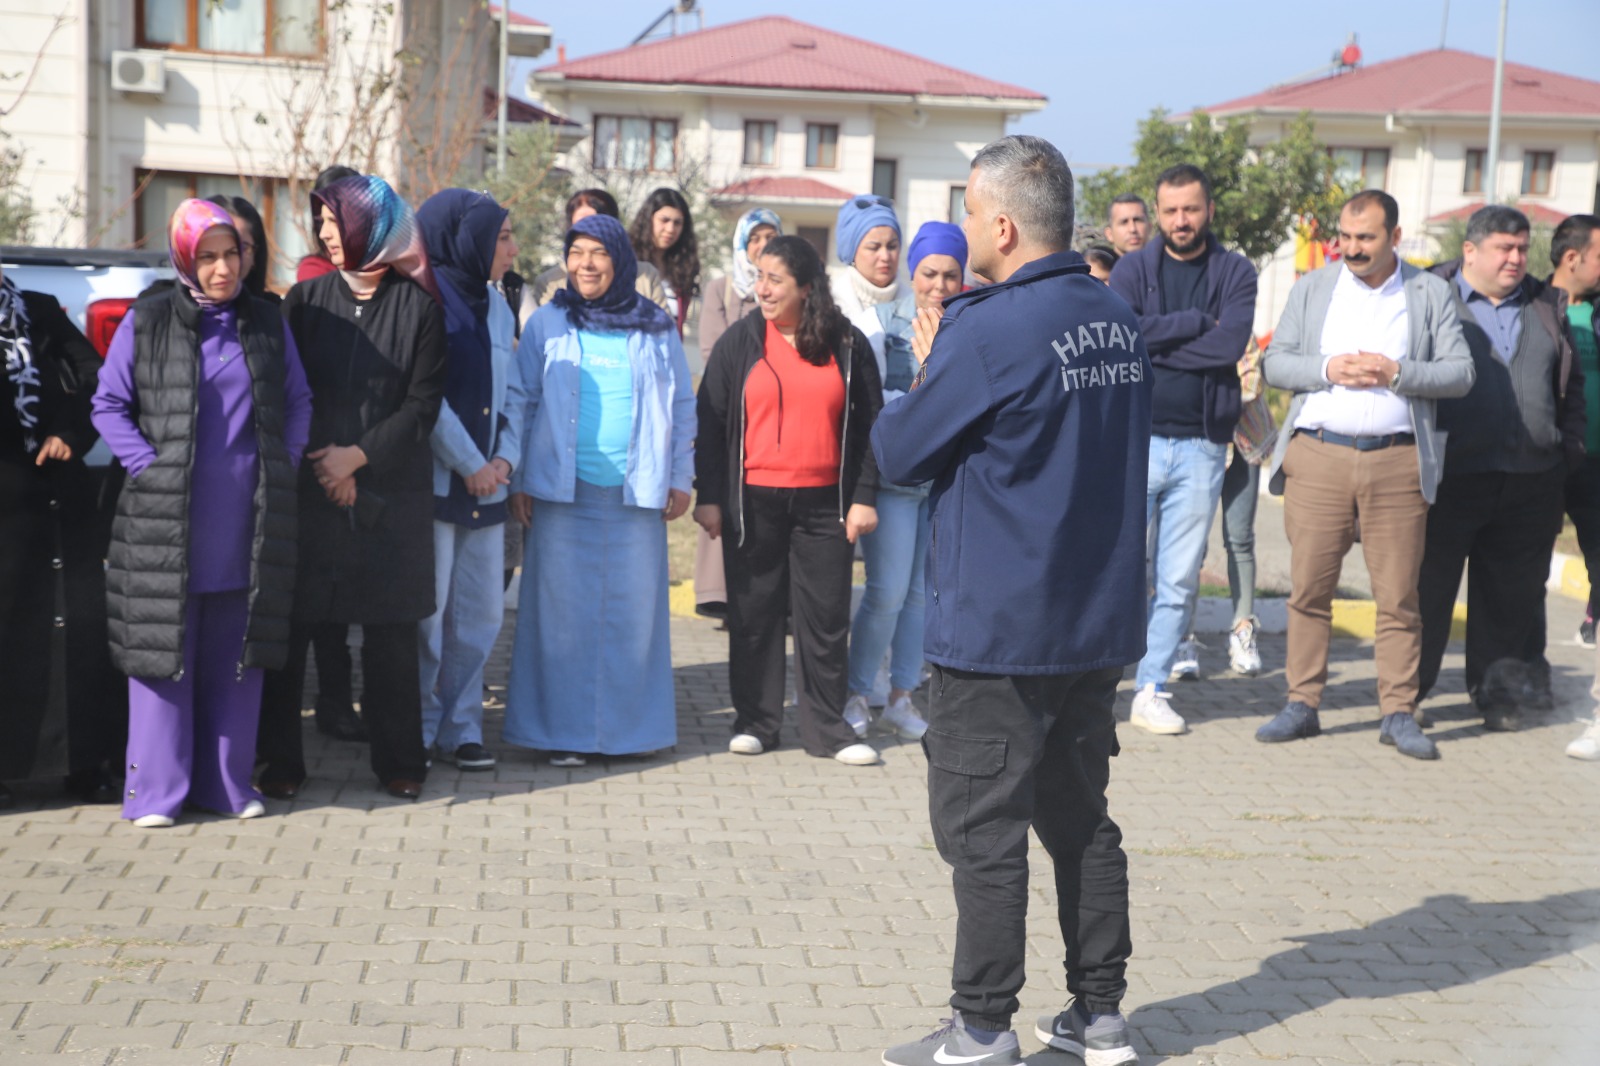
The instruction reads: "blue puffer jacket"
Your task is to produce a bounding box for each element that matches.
[872,251,1153,675]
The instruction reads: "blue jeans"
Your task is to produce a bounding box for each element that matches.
[848,484,932,695]
[419,520,506,751]
[1137,436,1227,688]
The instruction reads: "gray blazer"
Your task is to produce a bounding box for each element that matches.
[1263,261,1475,503]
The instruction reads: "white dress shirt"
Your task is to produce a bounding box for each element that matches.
[1295,262,1412,437]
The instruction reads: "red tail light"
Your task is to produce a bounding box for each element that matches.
[86,297,136,357]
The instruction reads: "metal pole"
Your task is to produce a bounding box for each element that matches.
[496,3,509,175]
[1439,0,1449,49]
[1483,0,1508,204]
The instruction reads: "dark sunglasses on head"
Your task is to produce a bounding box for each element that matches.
[851,195,893,211]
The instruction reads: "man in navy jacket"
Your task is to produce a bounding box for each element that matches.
[1108,165,1258,736]
[875,135,1150,1066]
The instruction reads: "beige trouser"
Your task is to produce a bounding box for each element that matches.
[1283,433,1429,718]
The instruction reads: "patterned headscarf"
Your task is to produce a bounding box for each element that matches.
[311,175,439,301]
[0,273,40,452]
[730,207,782,301]
[552,214,672,334]
[168,198,241,308]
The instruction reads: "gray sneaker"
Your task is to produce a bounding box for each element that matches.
[1035,998,1138,1066]
[882,1014,1021,1066]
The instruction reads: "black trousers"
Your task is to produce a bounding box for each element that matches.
[1418,467,1565,700]
[926,664,1132,1030]
[310,622,356,720]
[723,485,858,757]
[258,620,428,785]
[1526,457,1600,660]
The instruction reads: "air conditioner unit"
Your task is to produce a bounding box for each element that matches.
[111,50,166,95]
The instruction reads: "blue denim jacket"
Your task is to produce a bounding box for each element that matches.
[430,287,524,506]
[512,302,696,509]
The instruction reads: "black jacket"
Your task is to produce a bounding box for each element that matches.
[283,269,446,623]
[694,310,881,545]
[105,288,299,678]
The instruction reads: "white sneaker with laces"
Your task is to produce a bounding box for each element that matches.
[1170,635,1202,681]
[1567,717,1600,761]
[843,693,872,738]
[834,742,881,766]
[881,694,929,740]
[728,733,764,755]
[1228,618,1262,676]
[1130,683,1187,735]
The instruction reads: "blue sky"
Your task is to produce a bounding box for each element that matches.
[509,0,1596,172]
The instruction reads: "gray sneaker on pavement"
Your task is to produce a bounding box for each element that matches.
[882,1014,1021,1066]
[1035,998,1139,1066]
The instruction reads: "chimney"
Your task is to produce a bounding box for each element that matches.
[557,43,566,63]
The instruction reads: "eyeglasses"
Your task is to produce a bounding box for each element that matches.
[851,195,893,211]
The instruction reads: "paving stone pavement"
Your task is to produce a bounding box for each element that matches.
[3,595,1599,1065]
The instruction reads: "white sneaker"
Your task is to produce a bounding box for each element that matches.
[1130,683,1188,735]
[1170,635,1202,681]
[132,814,175,828]
[728,733,764,755]
[236,800,266,820]
[1228,618,1262,676]
[843,693,872,738]
[1567,718,1600,761]
[880,694,929,740]
[834,742,881,766]
[869,659,892,707]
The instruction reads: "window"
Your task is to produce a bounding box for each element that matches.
[1463,148,1486,195]
[1522,150,1555,196]
[872,158,897,202]
[138,0,322,57]
[1329,147,1390,191]
[592,115,678,172]
[743,121,776,167]
[796,226,830,262]
[948,185,968,225]
[805,123,839,169]
[134,169,309,290]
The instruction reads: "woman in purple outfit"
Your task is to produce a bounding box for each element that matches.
[91,199,312,828]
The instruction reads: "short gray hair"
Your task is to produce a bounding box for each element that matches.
[970,135,1075,249]
[1465,204,1530,245]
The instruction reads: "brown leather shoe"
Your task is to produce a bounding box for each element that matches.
[385,779,422,800]
[259,780,301,800]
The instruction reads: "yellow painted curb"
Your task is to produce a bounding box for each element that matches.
[669,580,699,619]
[1331,599,1466,641]
[1558,555,1591,603]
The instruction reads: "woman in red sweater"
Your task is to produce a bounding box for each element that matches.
[694,236,883,765]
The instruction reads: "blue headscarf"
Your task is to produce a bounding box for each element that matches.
[552,214,672,333]
[731,207,782,300]
[416,188,509,528]
[908,221,968,275]
[835,194,900,265]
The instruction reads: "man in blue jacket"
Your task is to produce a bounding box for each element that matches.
[875,135,1150,1066]
[1108,165,1258,736]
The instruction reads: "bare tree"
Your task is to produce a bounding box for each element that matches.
[0,6,72,244]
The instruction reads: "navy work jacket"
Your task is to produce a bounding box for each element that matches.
[872,251,1153,675]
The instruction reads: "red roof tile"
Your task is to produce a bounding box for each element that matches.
[712,176,856,204]
[1426,201,1571,227]
[1204,48,1600,118]
[536,16,1044,102]
[488,5,548,30]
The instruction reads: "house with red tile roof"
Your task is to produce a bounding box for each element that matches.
[1199,47,1600,331]
[528,15,1044,269]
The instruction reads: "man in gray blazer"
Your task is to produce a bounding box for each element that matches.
[1259,190,1474,760]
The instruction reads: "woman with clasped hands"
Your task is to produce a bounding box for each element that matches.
[694,235,883,766]
[503,214,695,768]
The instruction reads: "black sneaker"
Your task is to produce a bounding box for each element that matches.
[1580,617,1597,648]
[882,1014,1021,1066]
[1035,998,1139,1066]
[451,743,496,771]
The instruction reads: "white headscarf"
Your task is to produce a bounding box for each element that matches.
[730,208,783,301]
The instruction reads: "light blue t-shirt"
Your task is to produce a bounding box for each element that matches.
[576,330,634,487]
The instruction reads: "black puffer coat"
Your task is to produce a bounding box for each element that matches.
[104,288,299,679]
[283,270,445,623]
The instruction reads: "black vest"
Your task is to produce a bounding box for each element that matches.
[105,288,298,679]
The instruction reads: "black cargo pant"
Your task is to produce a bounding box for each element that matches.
[925,663,1132,1031]
[723,485,859,758]
[258,620,428,787]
